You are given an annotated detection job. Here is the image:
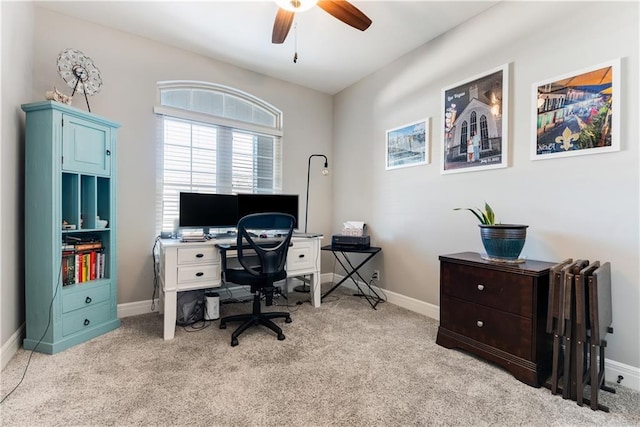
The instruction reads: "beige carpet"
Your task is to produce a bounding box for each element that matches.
[1,287,639,426]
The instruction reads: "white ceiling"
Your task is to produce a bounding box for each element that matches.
[36,1,498,95]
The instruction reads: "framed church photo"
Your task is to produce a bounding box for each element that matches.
[441,64,509,174]
[385,118,429,170]
[531,59,620,160]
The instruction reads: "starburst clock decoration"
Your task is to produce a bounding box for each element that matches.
[56,48,102,112]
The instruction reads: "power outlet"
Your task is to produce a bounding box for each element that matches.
[372,270,380,281]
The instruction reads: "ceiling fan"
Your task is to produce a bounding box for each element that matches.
[272,0,372,44]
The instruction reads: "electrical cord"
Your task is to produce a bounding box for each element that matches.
[151,236,161,312]
[1,254,63,404]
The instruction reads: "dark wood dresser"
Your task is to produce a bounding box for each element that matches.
[436,252,556,387]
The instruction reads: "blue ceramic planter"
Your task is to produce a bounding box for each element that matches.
[479,224,528,261]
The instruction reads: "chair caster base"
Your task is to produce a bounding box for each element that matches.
[277,333,285,341]
[220,323,227,329]
[285,317,292,323]
[231,338,239,346]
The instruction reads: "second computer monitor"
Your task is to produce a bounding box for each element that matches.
[237,194,299,229]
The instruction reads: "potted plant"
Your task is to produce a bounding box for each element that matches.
[454,202,528,262]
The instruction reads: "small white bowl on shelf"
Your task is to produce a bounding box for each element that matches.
[96,219,108,229]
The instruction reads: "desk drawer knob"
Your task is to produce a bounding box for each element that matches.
[476,320,484,328]
[196,253,204,258]
[477,284,485,291]
[298,254,305,258]
[196,272,204,277]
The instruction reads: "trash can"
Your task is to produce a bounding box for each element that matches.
[204,291,220,320]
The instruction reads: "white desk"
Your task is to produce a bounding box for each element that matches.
[157,235,323,340]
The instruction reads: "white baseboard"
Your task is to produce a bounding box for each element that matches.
[1,324,24,370]
[3,279,639,391]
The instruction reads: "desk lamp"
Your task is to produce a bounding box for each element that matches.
[294,154,329,293]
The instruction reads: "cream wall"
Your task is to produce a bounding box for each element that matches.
[1,1,33,366]
[333,1,639,372]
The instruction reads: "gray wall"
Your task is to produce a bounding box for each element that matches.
[333,1,639,369]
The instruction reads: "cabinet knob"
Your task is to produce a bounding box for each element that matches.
[196,253,204,258]
[477,284,485,291]
[106,149,111,156]
[85,296,92,304]
[196,272,204,277]
[298,254,305,258]
[84,319,91,326]
[476,320,484,328]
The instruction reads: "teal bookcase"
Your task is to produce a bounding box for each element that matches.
[22,101,121,354]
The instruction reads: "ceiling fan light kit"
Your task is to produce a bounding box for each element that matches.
[275,0,318,13]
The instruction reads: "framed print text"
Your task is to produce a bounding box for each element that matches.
[532,59,620,160]
[385,118,429,170]
[441,64,509,174]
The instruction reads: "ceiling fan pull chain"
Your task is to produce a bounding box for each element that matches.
[293,22,298,63]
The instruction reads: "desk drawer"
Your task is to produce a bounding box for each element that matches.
[441,262,533,317]
[440,295,532,360]
[177,246,219,265]
[177,264,220,284]
[287,240,314,273]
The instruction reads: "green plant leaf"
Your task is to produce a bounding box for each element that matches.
[484,202,496,225]
[454,207,487,224]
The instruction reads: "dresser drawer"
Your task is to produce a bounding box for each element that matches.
[177,246,219,265]
[286,240,314,273]
[62,283,110,313]
[440,295,532,360]
[177,264,220,284]
[441,262,533,317]
[62,301,111,336]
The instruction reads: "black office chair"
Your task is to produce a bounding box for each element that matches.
[217,213,295,346]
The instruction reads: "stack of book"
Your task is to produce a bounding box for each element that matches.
[61,238,106,286]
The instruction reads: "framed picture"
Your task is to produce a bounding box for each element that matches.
[531,59,620,160]
[441,64,509,174]
[385,118,429,170]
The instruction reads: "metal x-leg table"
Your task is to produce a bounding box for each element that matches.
[321,245,382,309]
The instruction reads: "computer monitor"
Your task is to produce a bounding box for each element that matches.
[178,192,239,232]
[237,194,299,229]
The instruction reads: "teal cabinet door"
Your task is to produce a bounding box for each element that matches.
[62,114,112,175]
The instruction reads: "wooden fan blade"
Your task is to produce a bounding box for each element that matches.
[317,0,372,31]
[272,8,295,44]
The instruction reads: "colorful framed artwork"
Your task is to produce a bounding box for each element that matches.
[441,64,509,174]
[385,118,429,170]
[531,59,620,160]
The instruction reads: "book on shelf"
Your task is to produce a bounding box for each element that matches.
[61,242,105,285]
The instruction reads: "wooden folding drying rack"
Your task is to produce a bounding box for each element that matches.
[546,258,616,411]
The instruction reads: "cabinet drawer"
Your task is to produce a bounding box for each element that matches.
[62,301,111,336]
[177,264,220,284]
[440,295,532,360]
[62,284,110,313]
[441,262,533,317]
[177,246,219,265]
[287,240,314,273]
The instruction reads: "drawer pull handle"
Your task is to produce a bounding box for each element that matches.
[85,296,92,304]
[298,254,305,258]
[477,284,485,291]
[196,272,204,277]
[84,319,90,326]
[196,253,204,258]
[106,149,111,156]
[476,320,484,328]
